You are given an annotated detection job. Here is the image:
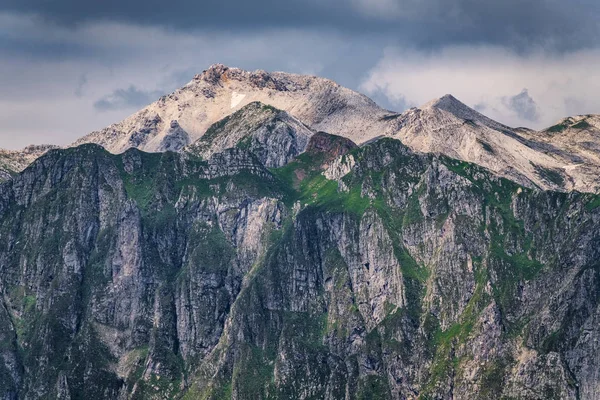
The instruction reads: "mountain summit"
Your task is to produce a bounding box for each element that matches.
[72,64,388,153]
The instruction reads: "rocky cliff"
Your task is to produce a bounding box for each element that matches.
[1,128,600,399]
[185,102,313,168]
[0,145,59,183]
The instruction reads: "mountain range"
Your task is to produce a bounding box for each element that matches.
[1,65,600,399]
[4,64,600,193]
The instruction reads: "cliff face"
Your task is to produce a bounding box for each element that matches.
[1,133,600,399]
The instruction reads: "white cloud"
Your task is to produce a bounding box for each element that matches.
[361,46,600,129]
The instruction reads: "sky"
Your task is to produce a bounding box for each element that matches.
[1,0,599,149]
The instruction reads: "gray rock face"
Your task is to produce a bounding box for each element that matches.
[1,136,600,399]
[185,101,313,168]
[0,144,59,183]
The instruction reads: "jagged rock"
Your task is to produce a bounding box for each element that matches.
[64,65,600,193]
[185,101,313,167]
[0,65,598,194]
[71,64,386,154]
[0,144,59,182]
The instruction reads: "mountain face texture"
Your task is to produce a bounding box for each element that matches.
[385,95,600,192]
[71,64,386,154]
[1,126,600,399]
[3,65,600,399]
[185,101,313,168]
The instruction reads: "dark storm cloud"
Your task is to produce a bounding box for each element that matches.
[2,0,599,51]
[0,35,94,60]
[94,86,165,111]
[503,89,540,122]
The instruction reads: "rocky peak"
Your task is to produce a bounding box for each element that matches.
[423,93,462,109]
[73,64,388,155]
[194,63,230,84]
[12,63,592,194]
[185,101,313,167]
[421,94,510,131]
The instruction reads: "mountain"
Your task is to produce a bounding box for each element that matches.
[0,144,58,182]
[68,64,600,193]
[72,64,389,154]
[532,115,600,185]
[385,95,600,192]
[185,101,313,167]
[1,132,600,399]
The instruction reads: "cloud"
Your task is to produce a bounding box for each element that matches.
[503,89,540,122]
[1,0,599,51]
[361,45,600,129]
[94,86,165,111]
[74,74,87,97]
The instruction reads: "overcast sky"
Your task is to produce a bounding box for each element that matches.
[1,0,599,149]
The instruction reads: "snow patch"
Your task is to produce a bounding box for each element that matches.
[563,163,584,171]
[231,92,246,109]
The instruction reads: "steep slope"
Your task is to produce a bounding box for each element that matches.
[185,101,313,167]
[2,136,600,399]
[528,115,600,183]
[387,95,600,192]
[546,115,600,162]
[0,144,58,182]
[72,64,390,153]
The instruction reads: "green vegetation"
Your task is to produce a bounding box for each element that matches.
[585,194,600,211]
[4,133,595,399]
[572,120,592,130]
[546,120,572,133]
[357,375,391,399]
[271,151,370,215]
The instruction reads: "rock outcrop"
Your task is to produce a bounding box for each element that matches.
[185,101,313,168]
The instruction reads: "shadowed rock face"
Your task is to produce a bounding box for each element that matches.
[305,131,358,158]
[1,135,600,399]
